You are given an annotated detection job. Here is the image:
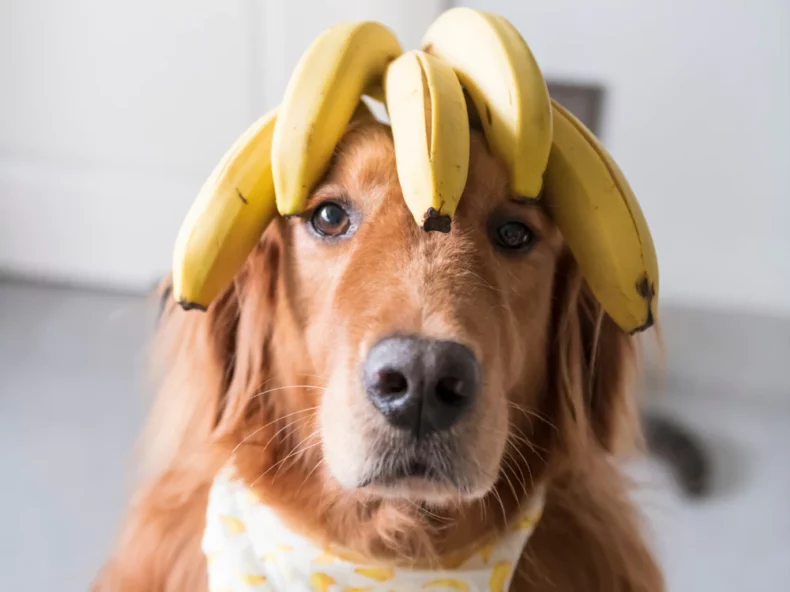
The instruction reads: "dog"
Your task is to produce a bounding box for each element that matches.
[94,121,664,591]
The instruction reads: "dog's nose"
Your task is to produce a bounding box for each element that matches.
[363,336,480,436]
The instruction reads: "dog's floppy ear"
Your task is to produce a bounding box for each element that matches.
[578,285,640,454]
[142,234,281,478]
[551,252,640,455]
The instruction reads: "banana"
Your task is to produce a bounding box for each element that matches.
[310,572,335,592]
[172,109,278,310]
[543,100,659,333]
[384,50,469,231]
[488,560,513,592]
[217,514,247,535]
[422,579,470,591]
[239,574,267,585]
[273,21,402,215]
[422,8,551,199]
[353,567,395,582]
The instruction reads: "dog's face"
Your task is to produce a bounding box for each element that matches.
[273,123,564,504]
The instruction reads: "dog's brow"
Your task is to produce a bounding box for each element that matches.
[506,199,553,232]
[307,183,347,206]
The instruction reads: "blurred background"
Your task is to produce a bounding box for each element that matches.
[1,0,788,590]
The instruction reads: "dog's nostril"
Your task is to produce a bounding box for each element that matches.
[435,376,465,406]
[377,369,408,395]
[364,336,480,435]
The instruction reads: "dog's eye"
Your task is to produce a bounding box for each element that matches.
[495,221,534,251]
[311,202,351,237]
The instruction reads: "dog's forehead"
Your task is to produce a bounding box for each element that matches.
[326,123,398,195]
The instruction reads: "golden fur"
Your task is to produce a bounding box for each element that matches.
[94,122,663,591]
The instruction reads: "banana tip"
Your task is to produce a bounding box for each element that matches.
[630,276,657,333]
[422,208,452,233]
[178,300,208,312]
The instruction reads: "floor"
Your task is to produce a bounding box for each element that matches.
[0,280,788,591]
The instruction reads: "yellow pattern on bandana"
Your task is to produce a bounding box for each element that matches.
[202,466,544,592]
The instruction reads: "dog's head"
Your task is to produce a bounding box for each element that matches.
[279,123,564,502]
[157,120,638,551]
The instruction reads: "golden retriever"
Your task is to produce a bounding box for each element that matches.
[94,121,663,591]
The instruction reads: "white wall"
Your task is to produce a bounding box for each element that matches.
[1,0,788,316]
[0,0,445,290]
[465,0,790,317]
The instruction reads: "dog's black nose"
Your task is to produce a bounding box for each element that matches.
[363,336,480,436]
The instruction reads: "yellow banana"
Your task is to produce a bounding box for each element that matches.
[310,572,335,592]
[353,567,395,582]
[273,21,402,215]
[422,8,551,199]
[488,560,513,592]
[239,573,267,585]
[543,100,659,333]
[385,50,469,231]
[172,109,278,310]
[217,514,247,536]
[422,579,470,591]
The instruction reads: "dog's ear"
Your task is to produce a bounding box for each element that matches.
[141,234,281,477]
[551,252,640,455]
[578,286,640,454]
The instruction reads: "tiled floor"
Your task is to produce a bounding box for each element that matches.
[0,280,788,591]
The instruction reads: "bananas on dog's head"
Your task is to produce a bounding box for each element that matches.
[172,9,657,333]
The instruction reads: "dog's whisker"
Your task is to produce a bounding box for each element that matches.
[502,447,531,497]
[507,441,533,485]
[405,499,451,525]
[251,439,322,488]
[277,429,323,475]
[507,400,558,432]
[491,485,508,527]
[499,455,523,504]
[235,413,316,476]
[506,422,549,462]
[249,384,327,401]
[230,406,319,456]
[297,457,325,496]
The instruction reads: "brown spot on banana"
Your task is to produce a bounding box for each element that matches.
[422,207,452,233]
[636,276,656,300]
[630,275,656,333]
[177,300,208,312]
[235,189,248,204]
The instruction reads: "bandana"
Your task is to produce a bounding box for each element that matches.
[202,466,544,592]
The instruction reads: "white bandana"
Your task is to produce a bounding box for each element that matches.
[202,466,544,592]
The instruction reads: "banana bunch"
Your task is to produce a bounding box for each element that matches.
[172,8,658,333]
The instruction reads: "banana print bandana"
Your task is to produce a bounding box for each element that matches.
[202,466,545,592]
